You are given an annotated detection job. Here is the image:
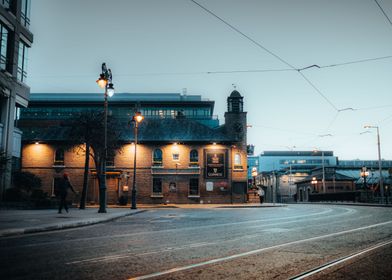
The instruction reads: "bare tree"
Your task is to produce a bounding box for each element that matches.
[67,111,123,209]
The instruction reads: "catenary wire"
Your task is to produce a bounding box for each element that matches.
[189,0,339,112]
[374,0,392,27]
[28,55,391,78]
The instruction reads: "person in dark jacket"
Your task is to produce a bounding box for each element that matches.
[58,173,76,213]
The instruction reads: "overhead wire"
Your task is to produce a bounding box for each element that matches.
[374,0,392,27]
[189,0,339,112]
[28,55,391,79]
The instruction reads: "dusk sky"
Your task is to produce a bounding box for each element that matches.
[28,0,392,160]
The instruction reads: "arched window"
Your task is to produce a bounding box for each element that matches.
[54,148,64,165]
[153,148,163,166]
[190,149,198,163]
[234,152,242,170]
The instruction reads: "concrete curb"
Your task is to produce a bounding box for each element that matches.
[0,210,146,238]
[217,204,287,208]
[296,202,392,208]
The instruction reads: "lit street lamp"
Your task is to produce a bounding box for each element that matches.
[96,63,114,213]
[311,177,318,192]
[360,166,369,189]
[364,125,384,204]
[131,111,144,209]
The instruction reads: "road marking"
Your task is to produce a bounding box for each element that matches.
[66,242,215,264]
[68,212,369,265]
[26,207,337,248]
[290,239,392,280]
[127,220,392,280]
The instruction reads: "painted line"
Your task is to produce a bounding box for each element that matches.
[66,208,355,265]
[127,220,392,280]
[66,242,215,265]
[290,239,392,280]
[26,207,337,248]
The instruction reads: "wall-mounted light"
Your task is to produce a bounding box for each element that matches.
[35,141,39,145]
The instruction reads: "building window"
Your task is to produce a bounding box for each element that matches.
[0,24,8,71]
[172,153,179,161]
[17,41,28,82]
[190,149,198,162]
[189,178,199,196]
[21,0,31,28]
[152,178,162,196]
[189,149,199,167]
[153,148,163,166]
[106,154,115,167]
[54,148,64,166]
[234,153,243,169]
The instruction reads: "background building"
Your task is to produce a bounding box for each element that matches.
[0,0,33,197]
[19,90,248,204]
[250,151,337,202]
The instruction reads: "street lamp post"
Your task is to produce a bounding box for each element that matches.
[96,63,114,213]
[314,149,326,193]
[321,151,326,193]
[364,125,384,204]
[131,111,144,210]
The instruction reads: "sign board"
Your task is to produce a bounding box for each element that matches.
[206,182,213,191]
[204,149,228,179]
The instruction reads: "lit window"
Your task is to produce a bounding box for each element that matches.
[153,148,163,166]
[54,148,64,165]
[234,153,243,170]
[234,153,241,165]
[189,178,199,196]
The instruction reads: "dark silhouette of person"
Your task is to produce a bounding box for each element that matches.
[58,173,76,213]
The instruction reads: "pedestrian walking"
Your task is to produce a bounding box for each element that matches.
[58,173,76,213]
[257,187,265,204]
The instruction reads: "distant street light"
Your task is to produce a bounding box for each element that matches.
[364,125,384,204]
[131,111,144,210]
[360,166,369,189]
[311,177,318,192]
[314,149,326,193]
[96,63,114,213]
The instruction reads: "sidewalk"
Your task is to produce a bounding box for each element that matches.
[0,203,285,237]
[0,208,145,237]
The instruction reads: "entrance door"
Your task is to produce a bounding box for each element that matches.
[88,177,120,205]
[232,182,247,203]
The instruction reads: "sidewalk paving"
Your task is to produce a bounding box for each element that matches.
[0,203,284,237]
[0,208,145,237]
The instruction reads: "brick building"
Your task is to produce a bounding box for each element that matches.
[19,90,248,204]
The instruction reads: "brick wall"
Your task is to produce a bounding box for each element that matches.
[22,142,248,204]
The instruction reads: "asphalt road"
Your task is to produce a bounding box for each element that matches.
[1,205,392,280]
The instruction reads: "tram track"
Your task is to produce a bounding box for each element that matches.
[290,239,392,280]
